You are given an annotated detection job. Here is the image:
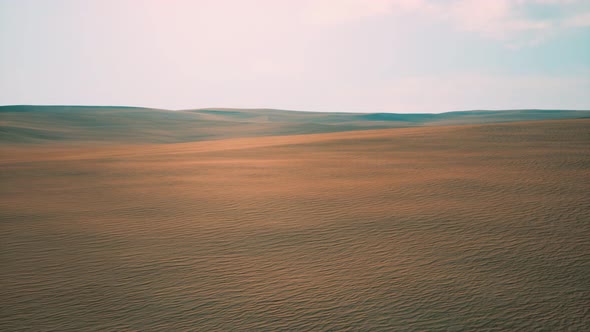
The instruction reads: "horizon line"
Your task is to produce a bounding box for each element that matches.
[2,104,589,115]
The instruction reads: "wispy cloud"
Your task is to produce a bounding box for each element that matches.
[564,12,590,27]
[445,0,590,46]
[304,0,590,46]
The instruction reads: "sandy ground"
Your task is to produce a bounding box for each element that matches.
[1,119,589,330]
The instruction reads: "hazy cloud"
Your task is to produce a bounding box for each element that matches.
[305,0,590,46]
[1,0,588,111]
[564,12,590,27]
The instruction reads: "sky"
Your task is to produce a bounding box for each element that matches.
[1,0,589,113]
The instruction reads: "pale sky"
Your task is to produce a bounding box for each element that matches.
[1,0,589,113]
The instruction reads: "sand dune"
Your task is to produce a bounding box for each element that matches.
[1,119,589,330]
[1,105,588,144]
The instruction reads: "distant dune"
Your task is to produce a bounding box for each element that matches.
[1,119,589,330]
[1,105,588,144]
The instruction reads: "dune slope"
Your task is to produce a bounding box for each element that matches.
[1,119,589,330]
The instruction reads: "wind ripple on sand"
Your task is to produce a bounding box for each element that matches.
[1,120,589,330]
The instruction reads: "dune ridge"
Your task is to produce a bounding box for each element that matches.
[1,105,588,144]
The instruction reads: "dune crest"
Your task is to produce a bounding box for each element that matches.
[1,105,588,144]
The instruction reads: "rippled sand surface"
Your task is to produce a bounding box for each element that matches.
[1,120,589,331]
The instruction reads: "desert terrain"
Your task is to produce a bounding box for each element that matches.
[1,107,589,330]
[2,105,588,144]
